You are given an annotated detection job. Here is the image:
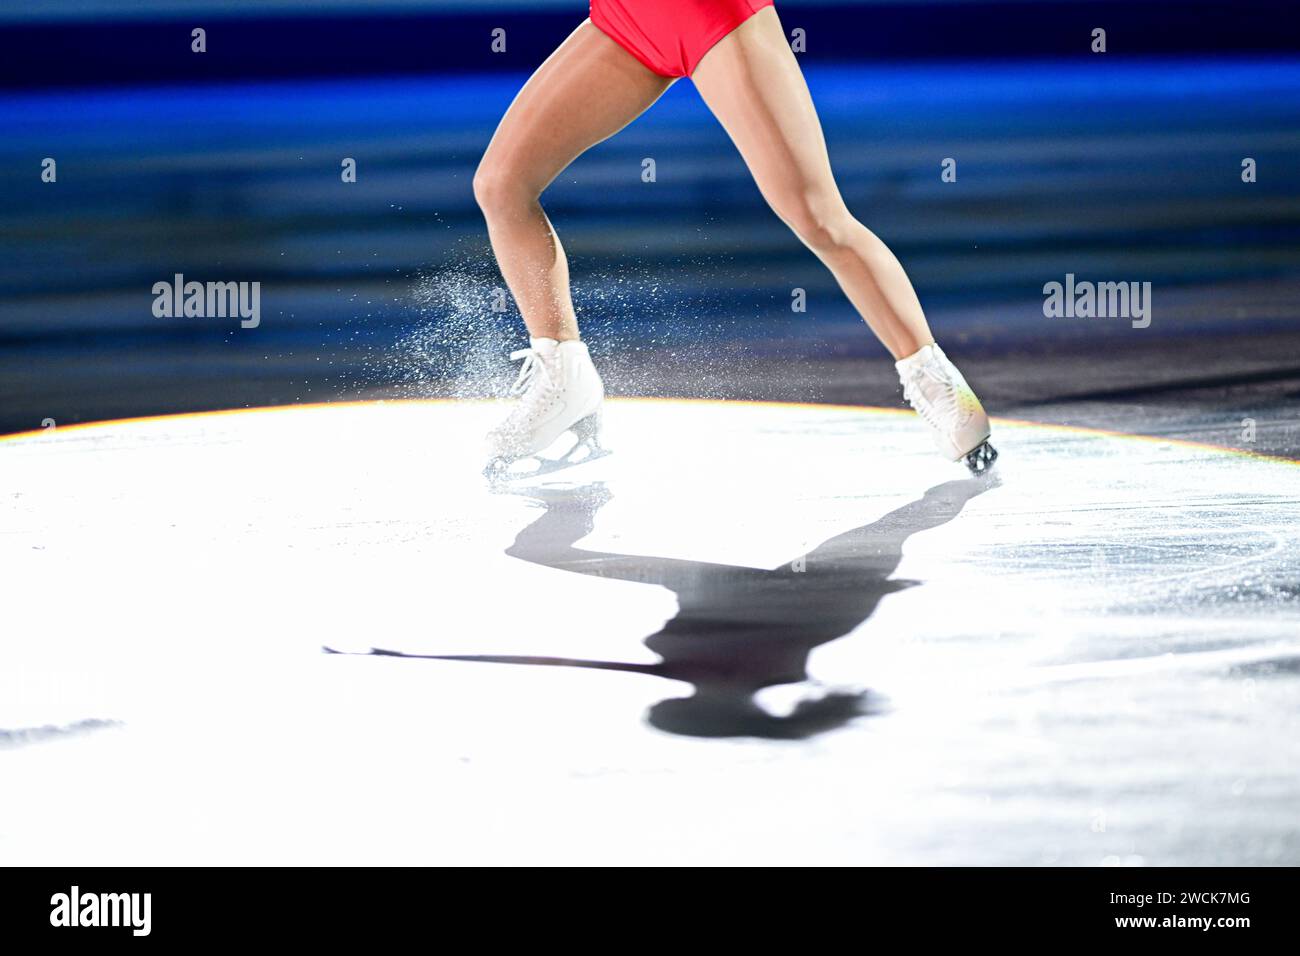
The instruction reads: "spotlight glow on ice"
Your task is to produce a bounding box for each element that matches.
[2,399,1297,865]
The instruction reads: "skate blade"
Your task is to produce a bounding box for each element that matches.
[484,443,611,487]
[963,440,998,476]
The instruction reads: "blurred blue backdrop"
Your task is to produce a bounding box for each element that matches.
[1,1,1298,440]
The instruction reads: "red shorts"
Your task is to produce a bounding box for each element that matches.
[590,0,775,79]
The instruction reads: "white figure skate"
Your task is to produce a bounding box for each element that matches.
[896,343,997,475]
[483,337,608,483]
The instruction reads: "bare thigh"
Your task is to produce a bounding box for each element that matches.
[688,7,843,230]
[476,19,675,201]
[690,7,934,357]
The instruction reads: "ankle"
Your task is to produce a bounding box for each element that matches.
[895,341,940,371]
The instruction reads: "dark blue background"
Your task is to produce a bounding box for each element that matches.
[1,1,1297,436]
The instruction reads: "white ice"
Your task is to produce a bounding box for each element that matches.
[1,399,1297,865]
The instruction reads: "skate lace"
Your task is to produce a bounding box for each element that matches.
[495,347,563,433]
[508,347,554,399]
[902,363,964,432]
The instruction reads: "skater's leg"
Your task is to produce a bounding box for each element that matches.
[689,7,932,360]
[475,20,675,341]
[692,8,995,469]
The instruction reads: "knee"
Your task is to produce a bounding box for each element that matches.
[772,193,856,256]
[472,158,535,221]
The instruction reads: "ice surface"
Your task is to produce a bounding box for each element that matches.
[1,399,1297,864]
